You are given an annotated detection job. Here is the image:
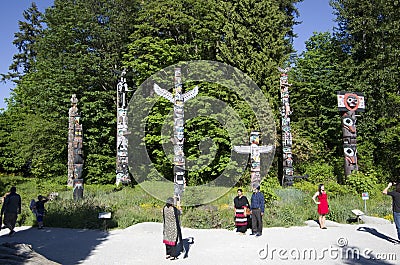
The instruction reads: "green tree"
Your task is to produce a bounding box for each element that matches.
[1,2,44,82]
[332,0,400,179]
[123,0,298,185]
[2,0,140,183]
[291,32,347,172]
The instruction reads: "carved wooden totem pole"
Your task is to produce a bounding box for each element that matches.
[154,68,198,206]
[234,132,273,189]
[68,94,84,200]
[116,70,131,185]
[337,92,365,177]
[278,67,295,186]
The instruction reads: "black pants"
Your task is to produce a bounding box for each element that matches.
[166,244,176,257]
[251,208,263,234]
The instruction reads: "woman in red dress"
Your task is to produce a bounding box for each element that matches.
[312,184,329,229]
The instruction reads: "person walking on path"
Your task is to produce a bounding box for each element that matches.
[0,187,21,236]
[35,195,49,229]
[250,186,264,237]
[234,188,250,235]
[162,197,182,260]
[312,184,329,229]
[382,182,400,242]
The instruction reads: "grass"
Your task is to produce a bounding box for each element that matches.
[0,175,394,230]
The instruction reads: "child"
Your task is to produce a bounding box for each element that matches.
[35,195,49,229]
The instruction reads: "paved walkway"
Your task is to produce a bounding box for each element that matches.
[0,222,399,265]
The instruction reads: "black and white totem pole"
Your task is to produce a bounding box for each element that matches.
[68,94,84,200]
[154,68,198,207]
[337,92,365,177]
[116,70,131,185]
[234,132,273,189]
[278,67,295,186]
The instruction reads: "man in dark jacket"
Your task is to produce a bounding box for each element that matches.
[250,186,265,237]
[383,182,400,243]
[1,186,22,236]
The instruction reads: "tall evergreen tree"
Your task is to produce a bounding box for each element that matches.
[332,0,400,179]
[2,0,140,182]
[291,32,349,177]
[1,2,44,82]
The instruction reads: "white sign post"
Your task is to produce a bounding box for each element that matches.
[362,192,369,213]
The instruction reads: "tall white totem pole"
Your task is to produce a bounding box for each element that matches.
[234,132,273,189]
[154,68,198,206]
[116,70,132,185]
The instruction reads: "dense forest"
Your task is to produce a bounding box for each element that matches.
[0,0,399,187]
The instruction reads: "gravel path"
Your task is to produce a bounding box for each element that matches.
[1,221,399,265]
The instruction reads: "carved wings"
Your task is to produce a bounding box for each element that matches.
[183,86,198,102]
[154,83,174,103]
[154,83,198,103]
[233,145,274,154]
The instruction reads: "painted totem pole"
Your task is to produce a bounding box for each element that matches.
[234,132,273,189]
[278,67,294,186]
[337,92,365,177]
[116,70,131,185]
[68,94,84,200]
[154,68,198,206]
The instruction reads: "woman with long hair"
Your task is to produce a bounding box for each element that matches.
[312,184,329,229]
[233,188,250,235]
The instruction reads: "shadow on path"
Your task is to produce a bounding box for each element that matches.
[0,226,109,265]
[356,226,400,244]
[341,244,395,265]
[178,236,194,259]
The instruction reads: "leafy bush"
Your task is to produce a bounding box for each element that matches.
[181,205,224,229]
[345,170,380,196]
[259,176,280,202]
[301,162,336,184]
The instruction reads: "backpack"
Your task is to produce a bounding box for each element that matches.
[29,199,37,213]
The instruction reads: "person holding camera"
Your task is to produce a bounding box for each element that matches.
[383,182,400,242]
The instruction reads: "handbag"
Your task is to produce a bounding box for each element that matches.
[244,207,251,217]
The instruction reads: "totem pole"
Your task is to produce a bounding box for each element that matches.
[154,68,198,207]
[234,132,273,189]
[278,67,295,186]
[116,70,131,185]
[337,92,365,177]
[68,94,84,200]
[278,68,308,186]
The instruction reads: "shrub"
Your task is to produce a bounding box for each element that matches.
[345,170,380,196]
[259,176,280,202]
[301,162,336,184]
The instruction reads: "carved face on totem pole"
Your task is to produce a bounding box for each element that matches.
[343,144,358,176]
[341,111,357,143]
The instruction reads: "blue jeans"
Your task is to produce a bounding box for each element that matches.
[394,212,400,241]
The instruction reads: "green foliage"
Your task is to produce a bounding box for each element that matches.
[1,2,44,81]
[265,188,314,227]
[291,32,347,170]
[0,0,140,183]
[299,162,336,184]
[331,0,400,178]
[345,170,380,196]
[0,176,394,230]
[259,176,280,202]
